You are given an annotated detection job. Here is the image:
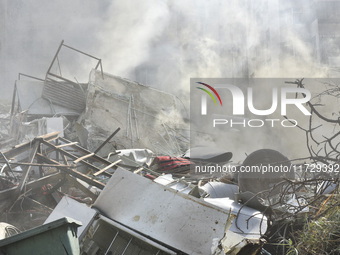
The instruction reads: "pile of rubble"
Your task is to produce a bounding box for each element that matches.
[0,130,269,255]
[0,41,338,255]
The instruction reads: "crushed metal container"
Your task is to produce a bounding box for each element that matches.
[0,217,82,255]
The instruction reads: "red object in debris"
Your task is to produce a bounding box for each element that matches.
[152,156,194,174]
[144,174,156,180]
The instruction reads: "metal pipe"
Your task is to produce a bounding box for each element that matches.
[121,237,133,255]
[63,43,101,60]
[104,230,119,255]
[46,40,64,80]
[94,127,121,154]
[18,73,45,82]
[46,72,78,85]
[132,96,140,140]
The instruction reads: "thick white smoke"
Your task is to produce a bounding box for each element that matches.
[1,0,329,97]
[1,0,336,161]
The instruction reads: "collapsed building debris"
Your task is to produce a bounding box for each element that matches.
[1,42,339,254]
[9,40,188,157]
[0,132,267,254]
[39,167,267,255]
[77,68,188,156]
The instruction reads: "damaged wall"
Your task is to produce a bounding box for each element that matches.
[78,69,188,156]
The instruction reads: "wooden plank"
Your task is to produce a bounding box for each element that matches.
[55,142,78,148]
[39,139,106,175]
[58,137,119,167]
[93,159,122,176]
[2,132,59,159]
[73,153,95,164]
[36,153,105,189]
[133,167,144,174]
[36,131,60,140]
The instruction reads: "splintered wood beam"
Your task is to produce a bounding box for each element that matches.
[73,153,95,164]
[93,159,122,176]
[36,153,105,190]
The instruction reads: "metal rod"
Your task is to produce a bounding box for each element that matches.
[37,142,43,178]
[131,96,140,140]
[94,127,121,154]
[36,153,105,189]
[62,43,101,60]
[121,237,133,255]
[58,136,119,166]
[100,60,104,79]
[10,83,17,117]
[46,72,78,85]
[18,73,45,82]
[46,40,64,80]
[23,196,53,211]
[0,162,70,168]
[126,97,131,138]
[95,60,100,69]
[39,140,107,176]
[128,97,134,147]
[104,230,119,255]
[65,175,98,200]
[56,55,62,77]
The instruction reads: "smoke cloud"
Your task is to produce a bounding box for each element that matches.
[1,0,329,99]
[1,0,337,160]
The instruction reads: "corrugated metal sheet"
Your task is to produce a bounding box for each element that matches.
[42,80,86,113]
[16,80,81,116]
